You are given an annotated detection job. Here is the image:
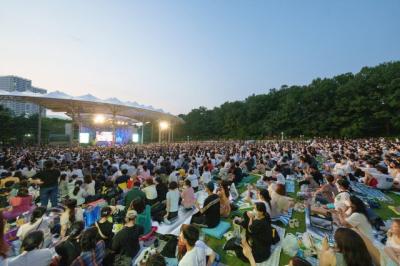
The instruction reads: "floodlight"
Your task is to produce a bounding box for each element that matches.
[159,121,169,130]
[93,114,105,124]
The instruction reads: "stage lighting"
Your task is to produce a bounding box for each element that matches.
[93,114,105,124]
[159,121,169,130]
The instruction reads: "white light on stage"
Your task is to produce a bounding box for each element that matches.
[96,131,113,142]
[132,133,139,143]
[93,114,105,124]
[79,133,90,144]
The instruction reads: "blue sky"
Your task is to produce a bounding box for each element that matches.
[0,0,399,115]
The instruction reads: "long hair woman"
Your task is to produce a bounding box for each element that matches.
[319,227,373,266]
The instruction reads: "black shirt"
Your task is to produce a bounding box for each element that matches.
[248,217,272,263]
[96,220,114,249]
[203,194,220,228]
[112,224,144,258]
[55,238,81,266]
[33,169,60,188]
[156,183,168,202]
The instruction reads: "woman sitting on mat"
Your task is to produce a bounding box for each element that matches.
[217,180,231,218]
[191,182,220,228]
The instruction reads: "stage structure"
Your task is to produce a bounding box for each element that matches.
[0,90,183,145]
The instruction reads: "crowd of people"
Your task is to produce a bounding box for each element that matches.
[0,138,399,266]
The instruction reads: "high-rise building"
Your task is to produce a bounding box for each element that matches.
[0,76,47,117]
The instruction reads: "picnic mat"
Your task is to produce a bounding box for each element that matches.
[153,207,196,235]
[350,181,393,203]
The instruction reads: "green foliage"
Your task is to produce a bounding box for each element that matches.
[0,106,69,145]
[177,61,400,139]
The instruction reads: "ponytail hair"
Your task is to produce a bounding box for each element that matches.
[255,202,268,219]
[73,180,82,196]
[66,199,77,223]
[30,207,46,224]
[258,188,272,210]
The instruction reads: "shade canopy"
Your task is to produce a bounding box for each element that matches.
[0,90,184,124]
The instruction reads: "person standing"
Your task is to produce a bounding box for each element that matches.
[31,160,60,208]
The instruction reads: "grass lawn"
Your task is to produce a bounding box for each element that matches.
[204,175,400,266]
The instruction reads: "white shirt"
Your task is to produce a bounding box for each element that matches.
[346,212,373,239]
[142,185,158,200]
[169,171,178,183]
[179,240,214,266]
[166,189,180,212]
[187,174,199,188]
[201,171,211,184]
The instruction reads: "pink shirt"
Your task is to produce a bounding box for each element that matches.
[181,187,195,208]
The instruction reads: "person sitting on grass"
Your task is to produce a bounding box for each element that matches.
[336,195,373,239]
[191,182,220,228]
[319,227,373,266]
[112,210,144,265]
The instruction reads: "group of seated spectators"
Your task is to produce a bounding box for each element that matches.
[0,138,399,265]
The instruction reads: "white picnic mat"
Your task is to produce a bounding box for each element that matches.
[153,207,196,236]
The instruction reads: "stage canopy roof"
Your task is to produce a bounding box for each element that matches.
[0,90,184,124]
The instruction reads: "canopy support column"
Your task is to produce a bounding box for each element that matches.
[37,106,43,146]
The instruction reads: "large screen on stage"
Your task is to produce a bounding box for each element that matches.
[132,133,139,143]
[79,133,90,144]
[96,131,113,142]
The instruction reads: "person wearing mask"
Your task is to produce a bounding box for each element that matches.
[178,224,216,266]
[71,228,105,266]
[17,206,51,247]
[0,212,9,265]
[30,160,60,208]
[164,181,180,224]
[181,180,196,210]
[319,227,373,266]
[8,231,53,266]
[191,182,220,228]
[124,181,146,210]
[55,221,85,266]
[60,199,84,238]
[337,195,373,239]
[112,210,144,265]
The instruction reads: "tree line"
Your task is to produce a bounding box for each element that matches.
[1,61,399,144]
[176,61,400,140]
